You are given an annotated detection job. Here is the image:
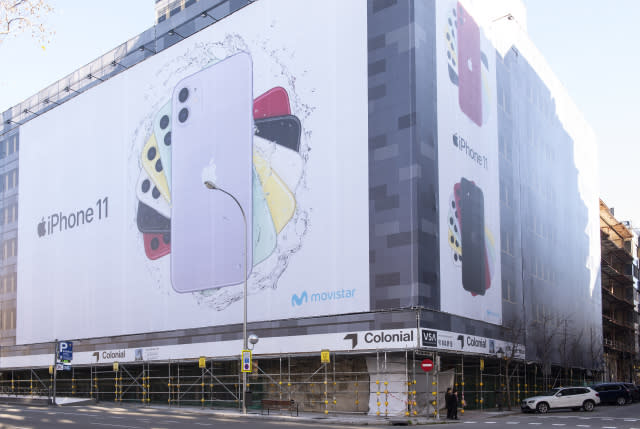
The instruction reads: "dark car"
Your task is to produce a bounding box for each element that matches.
[590,383,632,405]
[623,383,640,402]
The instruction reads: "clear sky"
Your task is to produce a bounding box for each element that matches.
[0,0,153,111]
[522,0,639,226]
[0,0,637,225]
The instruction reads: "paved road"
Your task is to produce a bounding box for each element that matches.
[0,404,389,429]
[447,402,640,429]
[0,402,638,428]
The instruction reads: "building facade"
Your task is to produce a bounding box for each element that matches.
[600,203,640,382]
[0,0,602,415]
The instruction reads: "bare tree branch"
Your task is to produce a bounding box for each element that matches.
[502,315,526,410]
[0,0,53,45]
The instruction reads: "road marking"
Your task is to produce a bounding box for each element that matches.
[463,421,476,424]
[552,424,565,426]
[90,424,141,429]
[484,422,496,424]
[507,422,518,425]
[576,425,590,428]
[528,423,542,425]
[625,420,639,422]
[602,427,617,429]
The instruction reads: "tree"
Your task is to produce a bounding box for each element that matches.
[501,315,526,410]
[529,311,561,390]
[0,0,53,45]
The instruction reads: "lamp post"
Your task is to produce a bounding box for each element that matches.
[203,180,249,414]
[496,349,504,411]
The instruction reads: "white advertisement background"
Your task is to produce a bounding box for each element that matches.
[17,0,369,344]
[436,0,502,324]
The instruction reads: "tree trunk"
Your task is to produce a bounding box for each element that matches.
[505,359,512,410]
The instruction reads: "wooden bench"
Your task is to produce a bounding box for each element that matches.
[261,399,298,416]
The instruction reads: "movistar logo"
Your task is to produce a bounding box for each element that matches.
[291,291,308,307]
[291,289,356,307]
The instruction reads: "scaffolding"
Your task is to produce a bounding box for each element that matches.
[0,350,603,415]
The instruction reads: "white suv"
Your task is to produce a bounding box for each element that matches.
[521,387,600,413]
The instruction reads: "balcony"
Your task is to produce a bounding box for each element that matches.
[604,337,635,353]
[602,284,635,307]
[602,314,635,330]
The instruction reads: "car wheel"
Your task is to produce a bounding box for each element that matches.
[616,396,626,406]
[536,402,549,414]
[582,400,595,412]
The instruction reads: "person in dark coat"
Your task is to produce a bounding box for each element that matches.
[452,389,459,419]
[445,387,454,419]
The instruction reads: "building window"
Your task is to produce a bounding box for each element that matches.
[501,229,513,256]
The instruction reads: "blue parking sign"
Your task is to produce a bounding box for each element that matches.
[59,341,73,362]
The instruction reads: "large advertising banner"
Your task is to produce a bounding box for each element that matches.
[16,0,369,344]
[436,0,502,324]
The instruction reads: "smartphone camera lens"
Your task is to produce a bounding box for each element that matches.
[178,88,189,103]
[178,108,189,123]
[159,115,169,130]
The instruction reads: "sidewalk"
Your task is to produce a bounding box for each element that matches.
[130,403,522,426]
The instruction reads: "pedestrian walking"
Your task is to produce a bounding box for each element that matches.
[452,389,459,419]
[445,387,454,419]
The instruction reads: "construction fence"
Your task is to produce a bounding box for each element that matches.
[0,350,603,416]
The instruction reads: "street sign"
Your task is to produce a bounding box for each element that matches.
[59,341,73,362]
[321,349,330,364]
[480,359,485,371]
[113,362,119,372]
[241,350,252,373]
[198,356,206,369]
[421,358,434,372]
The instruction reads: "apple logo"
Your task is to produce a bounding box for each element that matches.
[37,217,46,237]
[201,158,217,187]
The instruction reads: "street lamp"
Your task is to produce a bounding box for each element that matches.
[496,349,504,411]
[248,334,259,349]
[203,180,249,414]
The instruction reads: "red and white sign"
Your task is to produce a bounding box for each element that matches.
[421,358,434,372]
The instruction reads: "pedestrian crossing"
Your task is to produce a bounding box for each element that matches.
[456,416,640,428]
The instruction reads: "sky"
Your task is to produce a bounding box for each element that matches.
[0,1,153,111]
[522,0,640,226]
[0,0,637,225]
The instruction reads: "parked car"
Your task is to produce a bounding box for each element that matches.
[521,387,600,413]
[590,383,632,405]
[622,383,640,402]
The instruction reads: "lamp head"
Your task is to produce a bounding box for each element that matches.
[204,180,216,190]
[248,334,259,345]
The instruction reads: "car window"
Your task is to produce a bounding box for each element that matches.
[593,386,604,392]
[577,388,589,394]
[563,388,577,396]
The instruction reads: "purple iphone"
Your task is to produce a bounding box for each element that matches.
[170,52,254,292]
